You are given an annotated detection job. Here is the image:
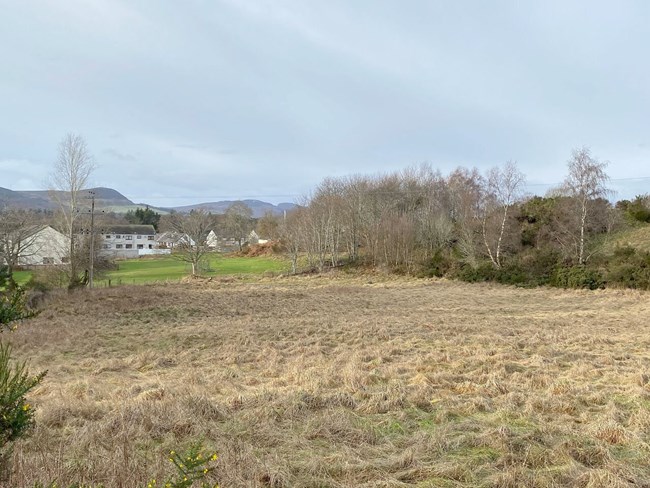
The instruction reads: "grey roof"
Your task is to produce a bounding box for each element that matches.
[103,225,155,235]
[156,231,188,243]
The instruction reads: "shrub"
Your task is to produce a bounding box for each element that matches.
[420,250,454,278]
[451,261,529,286]
[1,282,45,479]
[27,266,68,291]
[156,443,219,488]
[1,285,37,332]
[621,195,650,223]
[550,266,604,290]
[516,248,562,286]
[0,343,45,473]
[603,247,650,290]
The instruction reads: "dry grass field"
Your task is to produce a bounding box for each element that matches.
[6,276,650,487]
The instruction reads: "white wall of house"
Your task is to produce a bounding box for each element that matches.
[18,226,69,266]
[101,227,158,259]
[206,230,219,248]
[138,248,171,256]
[102,233,157,251]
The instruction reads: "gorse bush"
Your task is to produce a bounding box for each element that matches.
[0,287,35,328]
[153,444,219,488]
[619,194,650,223]
[603,246,650,290]
[421,250,454,278]
[550,265,605,290]
[445,245,650,291]
[0,343,45,472]
[1,278,45,480]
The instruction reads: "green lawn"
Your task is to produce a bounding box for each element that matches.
[96,254,288,285]
[13,270,32,286]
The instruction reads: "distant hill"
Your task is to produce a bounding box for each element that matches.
[172,199,297,218]
[0,187,135,211]
[0,187,296,217]
[0,187,54,209]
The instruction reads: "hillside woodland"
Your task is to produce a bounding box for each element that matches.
[274,151,650,290]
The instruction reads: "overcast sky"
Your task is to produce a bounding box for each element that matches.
[1,0,649,206]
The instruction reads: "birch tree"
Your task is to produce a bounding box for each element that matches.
[561,147,610,265]
[481,161,526,268]
[50,133,95,286]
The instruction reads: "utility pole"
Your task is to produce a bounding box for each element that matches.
[88,191,95,288]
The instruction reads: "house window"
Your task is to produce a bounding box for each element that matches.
[147,236,154,240]
[115,235,121,239]
[137,235,142,239]
[125,244,133,249]
[126,235,133,240]
[102,244,111,249]
[137,244,143,249]
[105,234,111,238]
[116,244,123,249]
[42,257,54,265]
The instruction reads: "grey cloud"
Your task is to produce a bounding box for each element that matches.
[103,148,137,162]
[0,0,648,204]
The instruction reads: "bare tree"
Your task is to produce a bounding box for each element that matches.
[169,209,216,276]
[0,208,42,282]
[224,202,253,251]
[560,147,610,265]
[50,133,96,286]
[446,168,483,267]
[481,161,526,268]
[412,166,453,258]
[279,207,305,274]
[256,211,281,240]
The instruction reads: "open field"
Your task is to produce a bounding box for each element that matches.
[14,255,288,287]
[6,277,650,487]
[97,255,288,285]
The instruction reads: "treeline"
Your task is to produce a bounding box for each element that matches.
[276,148,650,289]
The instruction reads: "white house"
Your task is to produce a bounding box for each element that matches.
[17,226,69,266]
[248,230,269,245]
[101,225,160,259]
[206,230,219,249]
[155,231,195,249]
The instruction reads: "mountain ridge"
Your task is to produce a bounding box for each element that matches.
[0,187,295,217]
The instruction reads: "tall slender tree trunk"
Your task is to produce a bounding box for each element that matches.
[482,216,498,268]
[495,205,509,268]
[579,197,587,265]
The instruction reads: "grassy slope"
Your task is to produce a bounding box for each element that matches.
[7,278,650,487]
[607,224,650,253]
